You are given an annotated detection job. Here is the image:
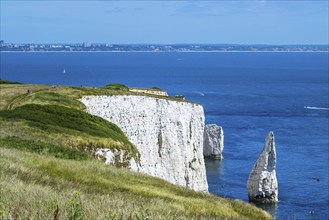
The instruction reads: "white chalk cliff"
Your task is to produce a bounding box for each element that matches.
[247,131,278,203]
[80,95,208,192]
[203,124,224,159]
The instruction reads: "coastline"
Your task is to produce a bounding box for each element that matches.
[1,50,328,53]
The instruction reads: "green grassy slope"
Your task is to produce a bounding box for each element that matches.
[0,148,271,219]
[0,104,139,166]
[0,81,272,219]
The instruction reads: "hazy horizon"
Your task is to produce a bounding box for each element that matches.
[1,42,329,46]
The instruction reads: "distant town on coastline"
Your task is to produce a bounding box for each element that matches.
[0,40,328,52]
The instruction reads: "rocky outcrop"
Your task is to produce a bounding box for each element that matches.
[247,131,278,203]
[81,95,208,192]
[203,124,224,159]
[95,148,139,170]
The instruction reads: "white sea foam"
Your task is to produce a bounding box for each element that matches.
[304,106,329,110]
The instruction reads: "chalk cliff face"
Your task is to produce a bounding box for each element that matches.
[204,124,224,159]
[80,95,208,192]
[247,131,278,203]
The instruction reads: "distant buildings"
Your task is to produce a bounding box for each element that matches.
[82,42,92,48]
[0,41,328,52]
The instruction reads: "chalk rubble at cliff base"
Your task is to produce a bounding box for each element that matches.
[247,131,278,203]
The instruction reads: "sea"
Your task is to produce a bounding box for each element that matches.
[1,52,328,219]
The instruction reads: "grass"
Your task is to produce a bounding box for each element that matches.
[0,148,272,220]
[0,136,89,160]
[0,104,139,164]
[26,92,85,110]
[0,84,51,110]
[0,83,199,110]
[0,104,131,141]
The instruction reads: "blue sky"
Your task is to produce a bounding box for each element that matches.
[1,1,328,44]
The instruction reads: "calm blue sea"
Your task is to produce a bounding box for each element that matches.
[1,52,328,219]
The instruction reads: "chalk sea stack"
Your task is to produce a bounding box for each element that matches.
[203,124,224,160]
[247,131,278,203]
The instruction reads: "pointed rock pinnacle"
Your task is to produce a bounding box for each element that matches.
[247,131,278,203]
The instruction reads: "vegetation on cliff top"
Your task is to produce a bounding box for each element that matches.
[102,83,129,91]
[0,79,23,84]
[0,81,272,219]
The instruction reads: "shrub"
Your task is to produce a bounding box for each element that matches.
[102,84,129,91]
[150,87,162,91]
[0,79,22,84]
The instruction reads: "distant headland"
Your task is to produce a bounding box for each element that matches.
[0,40,328,52]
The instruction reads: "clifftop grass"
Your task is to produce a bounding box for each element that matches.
[0,83,198,111]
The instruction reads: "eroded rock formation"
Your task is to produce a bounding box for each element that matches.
[247,131,278,203]
[203,124,224,159]
[95,148,138,170]
[81,95,208,192]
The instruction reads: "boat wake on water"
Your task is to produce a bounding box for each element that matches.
[195,92,205,96]
[304,106,329,110]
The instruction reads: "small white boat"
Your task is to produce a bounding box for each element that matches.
[63,69,66,74]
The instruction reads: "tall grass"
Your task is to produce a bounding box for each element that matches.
[0,136,89,160]
[0,148,272,220]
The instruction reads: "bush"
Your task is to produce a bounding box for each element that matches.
[102,84,129,91]
[150,87,162,91]
[0,79,22,84]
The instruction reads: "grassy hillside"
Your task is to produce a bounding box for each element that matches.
[0,148,271,219]
[0,81,272,219]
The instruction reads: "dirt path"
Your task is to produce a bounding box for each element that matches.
[6,87,52,110]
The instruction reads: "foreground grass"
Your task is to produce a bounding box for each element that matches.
[0,148,272,220]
